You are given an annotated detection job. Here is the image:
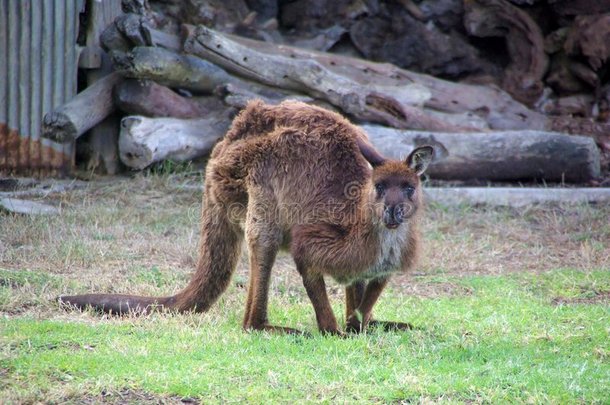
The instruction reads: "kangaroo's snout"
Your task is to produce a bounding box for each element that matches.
[383,204,410,229]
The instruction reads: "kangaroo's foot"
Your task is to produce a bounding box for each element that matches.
[346,315,413,333]
[319,327,347,338]
[245,323,310,336]
[368,320,414,331]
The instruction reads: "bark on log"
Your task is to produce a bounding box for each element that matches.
[464,0,548,106]
[42,72,123,143]
[551,0,610,17]
[183,25,547,131]
[350,9,496,79]
[547,53,593,95]
[362,125,601,182]
[114,79,209,118]
[119,115,231,169]
[183,26,454,131]
[185,26,467,131]
[564,14,610,71]
[539,94,594,117]
[549,117,610,151]
[217,82,317,110]
[0,198,59,216]
[83,0,123,175]
[111,46,234,93]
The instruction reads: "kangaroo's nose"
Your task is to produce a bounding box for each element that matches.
[393,205,405,223]
[383,205,404,229]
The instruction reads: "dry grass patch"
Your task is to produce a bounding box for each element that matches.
[1,175,609,314]
[420,202,609,276]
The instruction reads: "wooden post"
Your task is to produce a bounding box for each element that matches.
[83,0,123,175]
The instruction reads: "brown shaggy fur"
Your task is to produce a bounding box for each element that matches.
[59,100,433,335]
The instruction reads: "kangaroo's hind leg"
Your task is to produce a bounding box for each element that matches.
[345,281,365,328]
[242,201,303,335]
[298,265,343,336]
[346,277,413,333]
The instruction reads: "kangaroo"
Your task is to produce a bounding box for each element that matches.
[59,100,433,335]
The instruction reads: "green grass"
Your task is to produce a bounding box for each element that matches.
[1,269,608,403]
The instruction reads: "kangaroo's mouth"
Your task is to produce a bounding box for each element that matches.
[384,221,400,230]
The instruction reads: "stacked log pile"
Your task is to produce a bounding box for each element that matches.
[41,0,610,183]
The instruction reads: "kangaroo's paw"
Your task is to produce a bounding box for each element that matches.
[246,324,310,337]
[319,327,347,338]
[368,320,414,331]
[346,316,414,333]
[345,314,364,334]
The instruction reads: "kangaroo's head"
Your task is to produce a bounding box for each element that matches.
[357,137,433,230]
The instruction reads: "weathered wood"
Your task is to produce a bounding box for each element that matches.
[114,79,209,118]
[100,13,151,52]
[464,0,548,106]
[184,25,466,131]
[114,12,148,47]
[546,53,589,95]
[549,117,610,151]
[218,82,317,110]
[551,0,610,17]
[111,46,234,93]
[350,7,496,79]
[183,25,547,131]
[564,14,610,71]
[42,72,123,143]
[100,16,132,52]
[143,25,182,51]
[425,187,610,207]
[119,115,231,169]
[0,198,59,215]
[539,94,594,117]
[85,115,122,175]
[362,125,601,183]
[83,0,123,175]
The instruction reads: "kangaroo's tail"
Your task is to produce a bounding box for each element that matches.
[58,199,244,315]
[58,293,172,314]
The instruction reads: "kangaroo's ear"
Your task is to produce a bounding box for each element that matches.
[406,146,433,175]
[356,136,386,167]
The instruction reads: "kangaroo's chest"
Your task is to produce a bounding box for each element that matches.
[341,227,408,284]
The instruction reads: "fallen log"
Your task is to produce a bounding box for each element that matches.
[183,26,473,131]
[425,187,610,207]
[42,72,123,143]
[362,125,601,182]
[217,82,317,110]
[464,0,548,106]
[538,94,594,117]
[114,79,209,118]
[119,115,231,169]
[350,9,496,79]
[0,198,59,215]
[183,25,547,131]
[111,46,234,93]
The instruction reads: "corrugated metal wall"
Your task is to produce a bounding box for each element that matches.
[0,0,84,176]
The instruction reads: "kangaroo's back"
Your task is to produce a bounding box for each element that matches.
[206,100,372,214]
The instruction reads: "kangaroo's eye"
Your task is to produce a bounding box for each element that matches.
[375,183,385,195]
[404,186,415,197]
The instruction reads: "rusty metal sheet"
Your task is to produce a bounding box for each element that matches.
[0,0,84,176]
